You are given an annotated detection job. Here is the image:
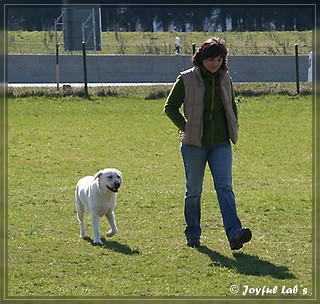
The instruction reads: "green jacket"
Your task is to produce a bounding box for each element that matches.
[164,65,238,146]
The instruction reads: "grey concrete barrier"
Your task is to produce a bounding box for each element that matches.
[7,54,309,83]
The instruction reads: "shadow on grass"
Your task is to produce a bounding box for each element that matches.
[197,245,296,279]
[83,236,140,255]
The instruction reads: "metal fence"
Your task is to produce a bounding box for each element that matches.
[7,41,313,97]
[7,54,311,81]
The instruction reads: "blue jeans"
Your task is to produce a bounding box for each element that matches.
[181,140,242,243]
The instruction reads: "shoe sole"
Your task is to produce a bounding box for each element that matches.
[240,229,252,244]
[231,229,252,250]
[187,239,200,248]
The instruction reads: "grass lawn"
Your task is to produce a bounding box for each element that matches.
[7,30,313,55]
[6,93,313,300]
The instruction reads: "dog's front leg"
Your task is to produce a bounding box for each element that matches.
[106,211,117,237]
[91,214,102,244]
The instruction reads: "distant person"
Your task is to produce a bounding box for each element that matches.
[164,37,251,250]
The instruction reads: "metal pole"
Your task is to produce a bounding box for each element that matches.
[56,43,59,91]
[54,18,59,91]
[295,44,300,94]
[192,43,196,55]
[92,8,97,52]
[82,41,89,98]
[175,37,180,55]
[308,51,312,82]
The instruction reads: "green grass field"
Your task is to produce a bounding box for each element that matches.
[7,30,313,55]
[6,93,313,300]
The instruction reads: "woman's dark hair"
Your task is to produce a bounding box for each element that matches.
[192,37,228,69]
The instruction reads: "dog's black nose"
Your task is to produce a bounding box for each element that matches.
[114,181,121,189]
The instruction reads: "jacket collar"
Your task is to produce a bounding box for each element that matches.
[199,64,228,80]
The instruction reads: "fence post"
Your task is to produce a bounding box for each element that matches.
[192,43,196,55]
[175,37,180,55]
[55,17,60,92]
[56,43,59,91]
[295,44,300,94]
[308,51,312,82]
[82,41,89,98]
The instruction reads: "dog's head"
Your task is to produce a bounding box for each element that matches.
[94,168,122,193]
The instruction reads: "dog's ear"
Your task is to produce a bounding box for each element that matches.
[94,171,103,180]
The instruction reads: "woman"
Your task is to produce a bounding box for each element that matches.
[164,37,251,250]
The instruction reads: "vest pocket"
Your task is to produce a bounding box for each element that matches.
[183,121,202,146]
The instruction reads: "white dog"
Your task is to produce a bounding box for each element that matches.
[75,168,122,245]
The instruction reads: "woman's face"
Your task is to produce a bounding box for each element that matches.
[202,56,223,74]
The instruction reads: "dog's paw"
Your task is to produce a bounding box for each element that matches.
[107,230,116,237]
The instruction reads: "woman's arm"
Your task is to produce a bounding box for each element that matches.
[164,75,186,131]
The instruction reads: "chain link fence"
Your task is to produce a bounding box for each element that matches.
[7,36,313,98]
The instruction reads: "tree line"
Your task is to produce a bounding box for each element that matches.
[7,5,315,32]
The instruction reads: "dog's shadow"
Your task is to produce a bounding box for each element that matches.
[197,245,296,279]
[83,236,140,255]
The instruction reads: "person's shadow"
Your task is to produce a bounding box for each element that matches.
[197,245,296,279]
